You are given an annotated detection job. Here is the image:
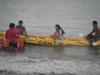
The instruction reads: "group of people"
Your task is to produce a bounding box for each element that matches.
[6,20,27,49]
[5,20,100,48]
[52,20,100,46]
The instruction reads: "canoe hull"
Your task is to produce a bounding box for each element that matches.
[0,31,100,46]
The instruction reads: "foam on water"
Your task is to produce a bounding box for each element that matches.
[0,55,100,75]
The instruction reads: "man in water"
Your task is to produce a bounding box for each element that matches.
[87,20,100,45]
[15,20,27,35]
[6,23,18,49]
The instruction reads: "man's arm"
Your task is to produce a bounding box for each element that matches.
[23,26,27,35]
[87,28,95,36]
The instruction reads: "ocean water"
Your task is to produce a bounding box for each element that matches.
[0,0,100,36]
[0,0,100,75]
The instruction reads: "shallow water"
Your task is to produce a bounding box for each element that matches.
[0,45,100,75]
[0,0,100,75]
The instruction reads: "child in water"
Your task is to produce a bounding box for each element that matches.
[51,24,65,40]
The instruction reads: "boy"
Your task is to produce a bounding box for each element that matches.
[15,20,27,35]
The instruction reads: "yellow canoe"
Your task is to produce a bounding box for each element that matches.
[0,31,100,46]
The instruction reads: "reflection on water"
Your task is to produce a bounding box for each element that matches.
[0,45,100,59]
[88,46,100,57]
[0,47,26,54]
[0,45,100,60]
[51,46,65,52]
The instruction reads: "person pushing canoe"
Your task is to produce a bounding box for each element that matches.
[15,20,27,35]
[6,23,19,49]
[87,20,100,46]
[4,22,25,50]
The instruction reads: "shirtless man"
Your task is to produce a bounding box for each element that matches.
[15,20,27,35]
[87,21,100,45]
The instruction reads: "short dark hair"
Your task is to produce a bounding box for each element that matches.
[9,23,15,28]
[93,20,98,25]
[19,20,23,24]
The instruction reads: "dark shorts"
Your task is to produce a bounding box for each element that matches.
[90,35,100,41]
[93,36,100,41]
[9,42,17,48]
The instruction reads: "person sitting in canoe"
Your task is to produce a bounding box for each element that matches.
[6,23,19,49]
[51,24,65,40]
[87,20,100,45]
[15,20,27,35]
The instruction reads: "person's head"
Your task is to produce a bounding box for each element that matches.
[18,20,23,26]
[92,20,98,28]
[9,23,15,29]
[55,24,65,34]
[55,24,61,30]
